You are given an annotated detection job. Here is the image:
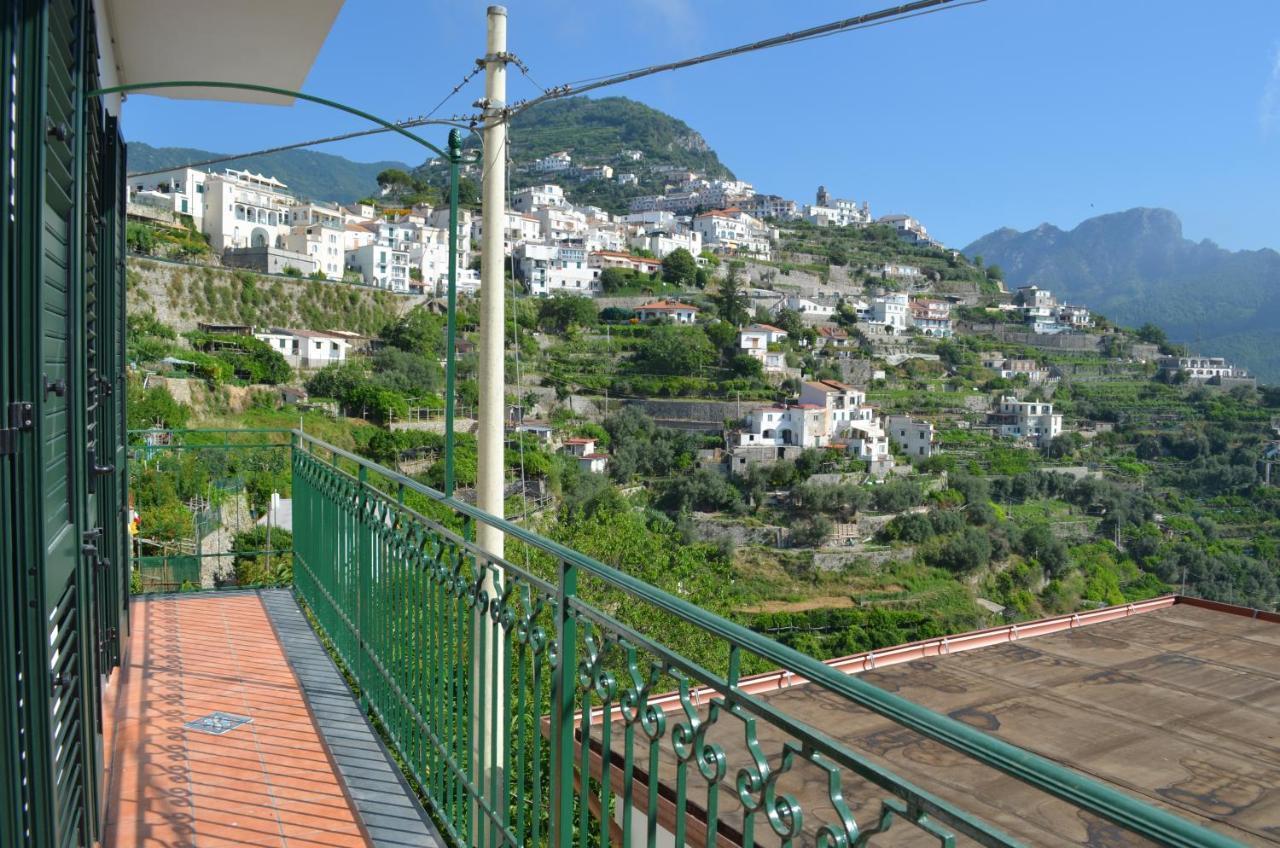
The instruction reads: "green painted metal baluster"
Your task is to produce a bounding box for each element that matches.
[513,616,528,845]
[644,697,665,848]
[619,644,639,848]
[551,557,578,848]
[474,564,489,847]
[530,616,546,848]
[672,675,696,848]
[358,465,371,713]
[487,566,501,847]
[576,642,591,848]
[500,596,513,846]
[598,671,614,848]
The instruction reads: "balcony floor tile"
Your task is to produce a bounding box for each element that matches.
[103,592,371,848]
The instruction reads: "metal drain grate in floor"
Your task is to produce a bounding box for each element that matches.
[183,711,252,735]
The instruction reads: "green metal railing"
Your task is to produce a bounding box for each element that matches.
[282,428,1244,848]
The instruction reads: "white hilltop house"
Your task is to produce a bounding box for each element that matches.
[533,151,572,173]
[775,294,836,321]
[203,168,294,251]
[877,213,933,245]
[283,224,344,280]
[635,301,699,324]
[736,379,892,471]
[515,243,600,297]
[863,293,910,333]
[886,415,937,460]
[989,397,1063,446]
[128,166,207,228]
[803,186,871,228]
[254,328,352,369]
[510,184,567,213]
[692,208,772,259]
[739,323,788,373]
[799,380,891,467]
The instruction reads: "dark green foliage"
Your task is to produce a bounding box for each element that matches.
[872,479,924,513]
[749,606,958,658]
[188,332,292,384]
[661,248,698,287]
[538,295,598,332]
[634,324,716,376]
[660,470,743,514]
[713,263,750,326]
[126,377,190,430]
[603,407,699,482]
[925,526,993,573]
[789,515,834,547]
[230,526,293,586]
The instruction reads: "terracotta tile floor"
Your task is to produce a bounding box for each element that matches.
[103,593,369,847]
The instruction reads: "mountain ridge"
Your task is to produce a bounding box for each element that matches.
[127,142,410,205]
[964,207,1280,383]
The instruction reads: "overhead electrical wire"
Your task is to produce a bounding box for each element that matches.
[129,0,979,177]
[125,63,489,178]
[504,0,985,118]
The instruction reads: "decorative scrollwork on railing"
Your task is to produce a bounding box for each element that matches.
[852,797,957,848]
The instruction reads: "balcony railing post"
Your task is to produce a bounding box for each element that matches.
[550,555,578,848]
[357,464,370,715]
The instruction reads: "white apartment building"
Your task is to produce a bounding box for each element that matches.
[867,294,910,332]
[737,405,827,449]
[254,329,351,369]
[778,295,837,320]
[582,224,628,254]
[799,379,892,467]
[533,151,572,173]
[588,251,662,275]
[1059,304,1093,329]
[342,202,378,223]
[693,209,771,259]
[510,184,567,213]
[532,205,589,243]
[886,415,937,459]
[616,172,638,186]
[627,229,701,259]
[346,242,411,291]
[1014,286,1057,309]
[288,202,344,229]
[909,298,952,337]
[739,193,799,221]
[882,262,923,278]
[202,169,294,252]
[129,166,207,227]
[283,224,344,280]
[426,207,474,271]
[624,210,678,229]
[990,397,1063,446]
[515,243,600,297]
[1160,356,1250,381]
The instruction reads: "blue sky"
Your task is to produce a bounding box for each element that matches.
[122,0,1280,251]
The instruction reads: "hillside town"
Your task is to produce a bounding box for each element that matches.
[13,1,1277,845]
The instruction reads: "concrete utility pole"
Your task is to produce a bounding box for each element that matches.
[475,5,508,842]
[478,6,507,557]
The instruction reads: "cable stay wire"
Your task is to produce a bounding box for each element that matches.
[125,63,489,178]
[504,0,984,118]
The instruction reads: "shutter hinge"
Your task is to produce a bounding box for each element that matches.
[0,402,34,457]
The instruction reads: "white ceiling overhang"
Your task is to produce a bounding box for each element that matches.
[102,0,344,105]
